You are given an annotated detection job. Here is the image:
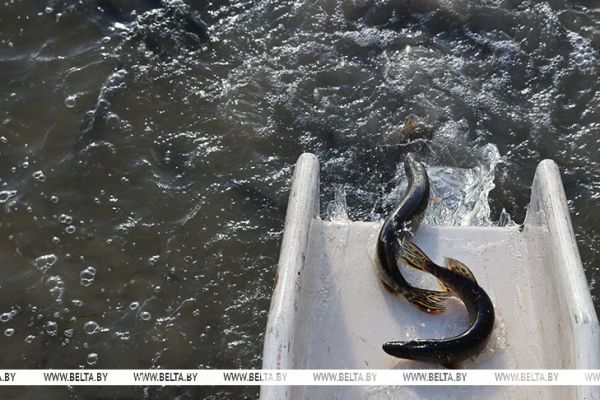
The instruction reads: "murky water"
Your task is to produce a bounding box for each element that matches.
[1,0,599,398]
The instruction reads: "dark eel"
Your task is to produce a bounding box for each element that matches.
[383,240,495,366]
[376,153,449,312]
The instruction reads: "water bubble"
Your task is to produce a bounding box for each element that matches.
[64,95,77,108]
[34,254,57,273]
[72,299,83,306]
[115,331,130,341]
[45,6,53,13]
[96,98,109,111]
[129,302,139,310]
[45,275,64,301]
[83,321,99,335]
[65,225,76,234]
[50,195,59,203]
[64,329,74,338]
[52,236,60,244]
[86,353,98,365]
[4,328,14,337]
[46,321,58,336]
[106,112,121,128]
[149,255,159,266]
[0,190,17,203]
[80,266,96,287]
[0,136,7,143]
[58,214,72,224]
[0,313,11,322]
[25,335,35,343]
[21,161,29,169]
[32,170,46,182]
[139,311,151,321]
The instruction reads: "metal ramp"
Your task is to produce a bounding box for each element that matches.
[262,153,600,400]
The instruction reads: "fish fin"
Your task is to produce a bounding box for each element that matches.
[437,280,450,292]
[400,240,434,273]
[401,240,451,298]
[445,257,478,284]
[404,287,449,314]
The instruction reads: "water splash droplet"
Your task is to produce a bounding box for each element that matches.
[80,267,96,287]
[46,321,58,336]
[64,95,77,108]
[149,255,159,266]
[45,275,64,301]
[83,321,99,335]
[0,190,17,203]
[86,353,98,365]
[326,185,349,221]
[106,113,121,128]
[32,170,46,182]
[58,214,72,224]
[34,254,57,273]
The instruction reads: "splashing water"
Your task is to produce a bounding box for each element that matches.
[327,143,508,227]
[425,144,504,226]
[326,184,350,222]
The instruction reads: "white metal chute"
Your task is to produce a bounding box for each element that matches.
[261,154,600,400]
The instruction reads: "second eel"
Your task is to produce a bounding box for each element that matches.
[382,240,495,366]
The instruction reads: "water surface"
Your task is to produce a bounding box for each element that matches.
[1,0,599,398]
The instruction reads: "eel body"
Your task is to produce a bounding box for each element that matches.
[376,153,448,312]
[383,240,495,366]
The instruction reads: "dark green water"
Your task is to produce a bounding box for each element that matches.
[0,0,599,398]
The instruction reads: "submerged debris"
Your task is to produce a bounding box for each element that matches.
[401,115,433,142]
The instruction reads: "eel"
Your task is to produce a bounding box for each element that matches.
[376,153,449,313]
[382,240,495,366]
